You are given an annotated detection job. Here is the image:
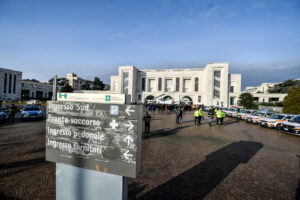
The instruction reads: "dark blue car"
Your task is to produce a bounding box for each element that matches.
[0,107,8,122]
[21,105,45,120]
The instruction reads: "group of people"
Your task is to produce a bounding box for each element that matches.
[207,107,226,127]
[143,104,227,136]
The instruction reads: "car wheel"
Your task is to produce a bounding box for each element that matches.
[276,124,281,130]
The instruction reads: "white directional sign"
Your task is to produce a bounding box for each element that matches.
[46,101,142,178]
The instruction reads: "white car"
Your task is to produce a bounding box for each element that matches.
[246,111,272,124]
[280,115,300,136]
[236,110,254,120]
[259,114,295,129]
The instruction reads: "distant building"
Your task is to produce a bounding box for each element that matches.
[21,80,52,99]
[0,68,22,100]
[66,73,85,90]
[243,82,286,103]
[244,82,276,94]
[110,63,241,107]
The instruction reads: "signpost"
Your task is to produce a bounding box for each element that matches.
[46,93,142,200]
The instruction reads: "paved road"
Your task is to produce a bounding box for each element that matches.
[0,112,299,200]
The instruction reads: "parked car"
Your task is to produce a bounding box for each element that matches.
[21,105,45,120]
[280,115,300,136]
[226,108,239,117]
[246,111,272,124]
[274,115,296,130]
[0,107,8,122]
[236,110,254,120]
[257,113,275,124]
[259,114,295,129]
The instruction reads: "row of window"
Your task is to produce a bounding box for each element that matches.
[3,73,17,94]
[141,77,200,92]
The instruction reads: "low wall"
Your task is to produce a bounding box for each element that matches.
[258,105,283,113]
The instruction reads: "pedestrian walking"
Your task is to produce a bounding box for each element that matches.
[208,108,215,127]
[143,111,151,136]
[8,104,18,123]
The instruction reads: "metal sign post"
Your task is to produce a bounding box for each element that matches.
[46,93,142,200]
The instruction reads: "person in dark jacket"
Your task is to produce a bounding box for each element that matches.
[207,108,215,127]
[8,104,18,123]
[143,112,152,136]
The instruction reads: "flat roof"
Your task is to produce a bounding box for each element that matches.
[0,67,22,74]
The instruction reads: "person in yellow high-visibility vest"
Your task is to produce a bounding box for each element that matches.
[216,108,222,125]
[220,110,226,125]
[198,108,203,125]
[194,109,199,125]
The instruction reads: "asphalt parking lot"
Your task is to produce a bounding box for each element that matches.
[0,112,299,200]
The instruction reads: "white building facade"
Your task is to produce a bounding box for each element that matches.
[110,63,241,107]
[21,80,53,99]
[0,68,22,100]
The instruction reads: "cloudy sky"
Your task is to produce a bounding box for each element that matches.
[0,0,299,89]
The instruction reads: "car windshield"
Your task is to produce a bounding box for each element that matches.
[24,106,40,111]
[286,116,294,120]
[265,113,273,117]
[270,115,285,119]
[289,116,300,123]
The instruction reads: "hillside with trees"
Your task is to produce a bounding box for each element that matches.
[268,79,300,93]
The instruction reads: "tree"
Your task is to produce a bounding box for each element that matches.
[92,77,104,90]
[238,93,254,109]
[60,84,73,93]
[283,86,300,114]
[81,81,91,90]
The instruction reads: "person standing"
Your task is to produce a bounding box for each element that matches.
[179,107,183,123]
[194,109,199,125]
[8,104,18,123]
[198,107,203,125]
[208,108,215,127]
[221,109,226,125]
[143,112,152,136]
[216,108,222,125]
[176,108,181,124]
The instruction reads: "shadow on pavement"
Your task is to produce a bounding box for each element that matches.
[133,141,263,200]
[143,126,189,139]
[0,192,19,200]
[0,157,45,170]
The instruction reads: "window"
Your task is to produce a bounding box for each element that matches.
[230,86,234,93]
[198,96,201,102]
[213,70,220,99]
[4,73,7,93]
[142,78,145,91]
[138,94,141,101]
[9,74,12,93]
[21,83,25,87]
[214,71,220,78]
[214,79,220,88]
[122,72,129,94]
[195,77,198,92]
[176,77,180,91]
[13,75,16,94]
[158,78,162,91]
[213,90,220,99]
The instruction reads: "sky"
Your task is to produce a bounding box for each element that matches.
[0,0,300,89]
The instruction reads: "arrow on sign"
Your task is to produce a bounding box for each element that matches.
[125,106,134,116]
[123,150,133,161]
[124,135,133,146]
[124,121,134,131]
